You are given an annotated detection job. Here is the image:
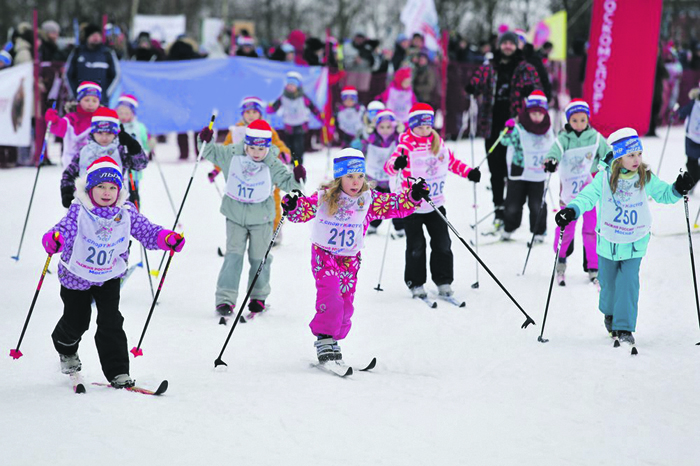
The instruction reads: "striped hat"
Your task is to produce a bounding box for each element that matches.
[526,90,548,110]
[408,103,434,129]
[237,36,255,47]
[565,99,590,121]
[245,119,272,148]
[286,71,303,87]
[117,94,139,112]
[86,157,122,191]
[607,127,642,160]
[375,109,397,125]
[334,148,365,178]
[341,86,358,101]
[77,81,102,102]
[240,96,264,115]
[91,107,120,135]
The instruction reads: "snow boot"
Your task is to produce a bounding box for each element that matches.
[588,269,599,284]
[110,374,136,389]
[617,330,635,345]
[410,285,428,299]
[556,262,566,286]
[604,315,613,335]
[532,234,546,244]
[437,284,454,297]
[216,303,234,316]
[248,299,265,313]
[500,230,513,241]
[367,225,378,235]
[314,335,336,363]
[331,341,343,361]
[59,353,81,374]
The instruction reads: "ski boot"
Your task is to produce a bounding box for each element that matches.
[410,285,428,299]
[500,230,513,241]
[314,335,336,363]
[588,269,600,285]
[248,299,265,313]
[604,315,613,335]
[532,234,546,244]
[617,330,635,345]
[59,353,82,374]
[556,262,566,286]
[110,374,136,389]
[367,225,378,235]
[216,303,234,316]
[331,340,343,362]
[437,284,454,297]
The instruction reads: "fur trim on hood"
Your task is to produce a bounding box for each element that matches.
[74,176,128,210]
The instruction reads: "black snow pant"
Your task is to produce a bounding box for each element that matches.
[484,132,508,220]
[52,278,128,382]
[686,156,700,193]
[403,206,453,289]
[285,125,306,165]
[504,179,547,235]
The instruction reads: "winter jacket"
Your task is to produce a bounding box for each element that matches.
[545,125,610,173]
[51,105,100,167]
[199,139,303,225]
[568,156,682,261]
[61,139,148,192]
[268,91,321,131]
[523,44,551,99]
[375,82,417,124]
[678,95,700,160]
[465,50,542,138]
[64,44,120,100]
[47,181,164,290]
[412,64,437,104]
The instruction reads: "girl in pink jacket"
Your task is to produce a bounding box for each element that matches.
[283,148,428,365]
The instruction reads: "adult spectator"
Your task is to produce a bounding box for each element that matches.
[11,22,34,65]
[131,32,165,62]
[303,37,325,66]
[288,30,308,66]
[690,43,700,71]
[65,24,120,105]
[39,21,68,62]
[413,50,437,104]
[269,42,295,62]
[343,32,375,72]
[236,36,259,58]
[465,31,542,231]
[648,49,669,136]
[519,38,551,100]
[392,34,410,71]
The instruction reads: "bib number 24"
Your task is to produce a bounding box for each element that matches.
[328,228,356,248]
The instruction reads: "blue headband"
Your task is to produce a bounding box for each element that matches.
[409,113,434,129]
[565,104,589,121]
[241,101,263,115]
[245,135,271,147]
[91,120,119,135]
[612,136,643,160]
[334,156,365,178]
[86,168,122,191]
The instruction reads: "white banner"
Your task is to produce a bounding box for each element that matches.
[132,15,186,44]
[400,0,441,51]
[0,63,33,146]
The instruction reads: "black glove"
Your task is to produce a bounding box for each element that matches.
[674,171,695,196]
[555,207,576,228]
[393,153,408,171]
[118,125,142,155]
[61,186,74,208]
[282,189,302,213]
[467,167,481,182]
[544,159,558,173]
[410,178,430,202]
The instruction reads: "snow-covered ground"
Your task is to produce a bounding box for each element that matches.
[1,128,699,465]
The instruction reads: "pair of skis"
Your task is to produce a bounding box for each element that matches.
[314,357,377,378]
[414,294,466,309]
[69,373,168,395]
[611,333,638,355]
[218,308,266,325]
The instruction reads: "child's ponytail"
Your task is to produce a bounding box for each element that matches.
[430,129,441,155]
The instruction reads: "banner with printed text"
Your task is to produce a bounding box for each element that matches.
[0,63,33,146]
[582,0,663,137]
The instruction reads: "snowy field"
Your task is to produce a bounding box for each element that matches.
[1,127,699,465]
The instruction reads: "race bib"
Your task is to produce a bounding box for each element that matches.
[687,101,700,145]
[311,191,371,256]
[387,89,413,123]
[410,148,449,214]
[281,95,309,127]
[507,127,553,182]
[337,107,364,136]
[599,173,652,243]
[225,156,272,204]
[365,143,394,182]
[559,136,598,204]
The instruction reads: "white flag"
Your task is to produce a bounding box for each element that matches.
[400,0,441,51]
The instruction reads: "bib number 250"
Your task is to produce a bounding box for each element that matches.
[328,228,355,248]
[613,206,638,225]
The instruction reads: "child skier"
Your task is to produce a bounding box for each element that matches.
[376,67,417,125]
[335,86,365,148]
[115,94,155,201]
[282,148,428,364]
[198,119,306,318]
[677,81,700,192]
[500,90,554,243]
[362,109,404,236]
[384,103,481,298]
[42,156,185,388]
[362,100,386,138]
[555,128,694,346]
[544,99,610,286]
[45,81,102,168]
[268,71,322,164]
[60,107,148,208]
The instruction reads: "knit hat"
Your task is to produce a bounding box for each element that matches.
[394,67,412,85]
[240,96,264,115]
[237,36,255,47]
[86,157,122,191]
[117,94,138,113]
[375,109,397,125]
[41,20,60,35]
[367,101,386,121]
[498,31,519,47]
[91,107,120,135]
[565,99,590,121]
[334,148,365,178]
[286,71,302,87]
[607,128,642,160]
[83,24,102,42]
[0,50,12,66]
[245,119,272,147]
[526,90,548,110]
[408,103,435,129]
[341,86,359,102]
[77,81,102,102]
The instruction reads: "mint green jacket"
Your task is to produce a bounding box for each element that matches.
[545,126,610,175]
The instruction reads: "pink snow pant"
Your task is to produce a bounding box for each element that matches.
[310,245,361,341]
[553,206,598,270]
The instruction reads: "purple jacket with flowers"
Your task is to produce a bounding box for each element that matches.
[46,180,164,290]
[61,139,149,192]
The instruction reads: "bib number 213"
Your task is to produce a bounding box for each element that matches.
[328,228,355,248]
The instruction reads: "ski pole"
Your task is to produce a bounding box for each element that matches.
[130,235,184,357]
[470,209,496,229]
[127,169,155,299]
[10,232,59,359]
[151,150,178,219]
[11,102,56,261]
[476,126,509,168]
[679,195,700,345]
[422,194,535,328]
[215,214,287,367]
[469,95,480,289]
[538,227,565,343]
[153,114,216,277]
[655,113,674,177]
[521,173,552,276]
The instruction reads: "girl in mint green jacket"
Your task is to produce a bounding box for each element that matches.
[555,127,694,345]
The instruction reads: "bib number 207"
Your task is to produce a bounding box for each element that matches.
[328,228,355,248]
[86,247,115,266]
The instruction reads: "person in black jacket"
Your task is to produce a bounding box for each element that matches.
[64,24,120,105]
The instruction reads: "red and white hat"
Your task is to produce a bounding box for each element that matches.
[240,96,264,115]
[408,103,435,129]
[245,119,272,147]
[341,86,358,100]
[77,81,102,101]
[117,94,139,110]
[91,107,120,135]
[86,156,123,191]
[565,99,590,121]
[526,90,548,110]
[375,109,397,125]
[237,36,255,47]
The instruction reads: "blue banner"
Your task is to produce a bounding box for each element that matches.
[110,57,326,134]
